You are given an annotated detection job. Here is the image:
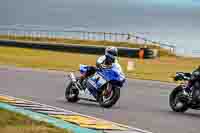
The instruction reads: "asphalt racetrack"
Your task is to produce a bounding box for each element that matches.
[1,66,200,133]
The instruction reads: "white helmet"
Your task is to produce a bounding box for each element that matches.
[105,46,118,60]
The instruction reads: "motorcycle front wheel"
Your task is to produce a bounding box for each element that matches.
[65,80,80,103]
[169,85,189,112]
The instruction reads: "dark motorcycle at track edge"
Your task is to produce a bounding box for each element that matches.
[169,72,200,112]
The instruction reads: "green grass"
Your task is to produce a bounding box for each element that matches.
[0,35,175,57]
[0,108,72,133]
[0,46,199,82]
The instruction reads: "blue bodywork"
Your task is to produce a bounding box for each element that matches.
[79,64,126,98]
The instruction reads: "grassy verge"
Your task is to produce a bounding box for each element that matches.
[0,46,199,82]
[0,108,71,133]
[0,35,175,57]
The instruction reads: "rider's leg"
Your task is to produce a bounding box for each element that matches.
[88,66,96,75]
[77,66,96,87]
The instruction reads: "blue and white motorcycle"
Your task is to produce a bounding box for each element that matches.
[65,64,126,108]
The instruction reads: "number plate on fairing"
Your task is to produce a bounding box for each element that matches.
[88,73,107,89]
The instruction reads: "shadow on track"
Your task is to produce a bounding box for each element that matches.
[56,98,121,109]
[75,101,121,109]
[164,110,200,119]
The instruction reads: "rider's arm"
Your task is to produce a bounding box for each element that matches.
[96,55,106,68]
[114,62,124,74]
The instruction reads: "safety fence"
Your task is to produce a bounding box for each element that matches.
[0,25,176,53]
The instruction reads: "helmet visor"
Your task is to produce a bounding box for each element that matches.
[107,50,118,56]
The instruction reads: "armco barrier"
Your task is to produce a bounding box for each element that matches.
[0,40,158,58]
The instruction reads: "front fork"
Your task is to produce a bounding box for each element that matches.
[69,72,76,82]
[68,72,82,90]
[180,82,194,104]
[180,80,191,93]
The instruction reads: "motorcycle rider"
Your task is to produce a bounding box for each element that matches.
[77,46,124,89]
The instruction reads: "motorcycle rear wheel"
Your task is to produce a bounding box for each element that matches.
[98,85,120,108]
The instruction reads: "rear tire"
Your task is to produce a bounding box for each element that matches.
[65,80,79,103]
[98,86,120,108]
[169,86,189,112]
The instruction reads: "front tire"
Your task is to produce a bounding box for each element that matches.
[98,86,120,108]
[169,85,189,112]
[65,80,79,103]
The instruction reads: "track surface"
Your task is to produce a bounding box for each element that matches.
[1,67,200,133]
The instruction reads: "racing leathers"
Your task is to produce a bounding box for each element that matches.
[77,55,124,88]
[96,55,123,74]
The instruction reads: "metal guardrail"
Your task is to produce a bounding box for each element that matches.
[0,25,176,53]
